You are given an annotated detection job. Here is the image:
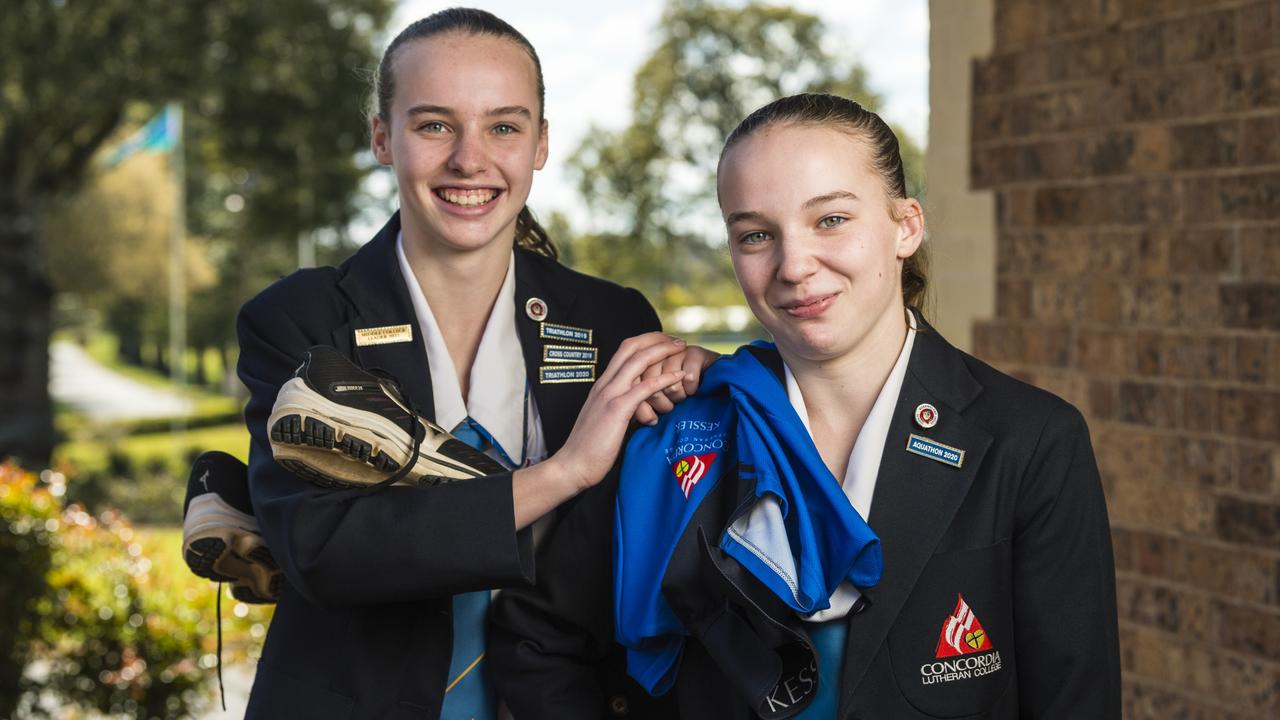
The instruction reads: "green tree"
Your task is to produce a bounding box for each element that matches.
[0,0,392,464]
[565,0,925,314]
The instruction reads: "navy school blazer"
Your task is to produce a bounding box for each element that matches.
[489,314,1122,719]
[237,212,671,719]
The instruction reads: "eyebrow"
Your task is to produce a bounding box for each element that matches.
[406,104,533,119]
[803,190,859,208]
[724,191,860,226]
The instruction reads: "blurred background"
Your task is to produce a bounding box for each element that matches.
[1,0,1276,717]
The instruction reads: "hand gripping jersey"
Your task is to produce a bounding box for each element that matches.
[614,344,883,718]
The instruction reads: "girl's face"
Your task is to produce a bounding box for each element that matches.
[719,123,922,364]
[371,32,548,253]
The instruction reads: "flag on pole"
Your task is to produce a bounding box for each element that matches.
[100,106,179,168]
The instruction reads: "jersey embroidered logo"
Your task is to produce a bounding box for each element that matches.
[672,453,716,499]
[935,594,993,658]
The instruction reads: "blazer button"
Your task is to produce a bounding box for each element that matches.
[608,695,628,716]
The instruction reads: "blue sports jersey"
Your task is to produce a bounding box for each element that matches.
[614,343,883,697]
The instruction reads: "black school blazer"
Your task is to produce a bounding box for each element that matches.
[238,213,665,720]
[489,313,1122,719]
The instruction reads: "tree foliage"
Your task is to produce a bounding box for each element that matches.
[0,0,393,462]
[564,0,925,313]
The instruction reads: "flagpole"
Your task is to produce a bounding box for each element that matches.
[168,102,187,441]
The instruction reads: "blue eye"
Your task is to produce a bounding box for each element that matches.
[818,215,847,229]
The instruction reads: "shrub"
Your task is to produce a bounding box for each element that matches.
[1,463,273,718]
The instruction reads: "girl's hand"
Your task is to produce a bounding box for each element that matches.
[549,333,688,492]
[633,344,720,425]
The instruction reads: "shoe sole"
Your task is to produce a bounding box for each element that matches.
[268,378,491,488]
[183,494,281,604]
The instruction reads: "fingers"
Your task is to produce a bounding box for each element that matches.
[680,345,718,396]
[597,333,685,392]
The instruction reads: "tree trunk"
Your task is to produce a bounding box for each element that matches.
[0,190,54,467]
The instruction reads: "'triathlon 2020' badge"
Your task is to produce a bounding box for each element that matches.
[921,594,1002,685]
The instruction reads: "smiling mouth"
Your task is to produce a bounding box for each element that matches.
[779,293,838,318]
[435,188,501,207]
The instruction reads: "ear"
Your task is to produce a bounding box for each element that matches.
[370,114,393,166]
[894,197,924,260]
[534,118,549,171]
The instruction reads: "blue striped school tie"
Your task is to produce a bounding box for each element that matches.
[439,418,499,720]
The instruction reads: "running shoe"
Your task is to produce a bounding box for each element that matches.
[267,345,505,489]
[181,451,281,604]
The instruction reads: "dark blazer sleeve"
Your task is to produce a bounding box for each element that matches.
[1011,404,1121,717]
[489,468,620,719]
[238,285,533,608]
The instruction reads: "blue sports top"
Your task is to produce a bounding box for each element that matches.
[613,343,883,697]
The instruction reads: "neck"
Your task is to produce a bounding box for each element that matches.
[401,222,513,401]
[783,305,909,478]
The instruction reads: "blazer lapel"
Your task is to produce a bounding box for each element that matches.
[333,212,437,423]
[837,320,993,707]
[512,250,583,453]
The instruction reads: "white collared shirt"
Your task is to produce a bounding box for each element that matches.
[788,311,918,621]
[395,233,547,469]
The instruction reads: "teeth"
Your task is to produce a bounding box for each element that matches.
[438,188,498,207]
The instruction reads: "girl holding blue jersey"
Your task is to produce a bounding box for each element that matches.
[491,94,1121,719]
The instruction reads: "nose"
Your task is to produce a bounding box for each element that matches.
[775,235,818,284]
[447,130,486,176]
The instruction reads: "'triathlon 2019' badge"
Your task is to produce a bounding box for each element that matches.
[673,452,716,499]
[921,594,1002,686]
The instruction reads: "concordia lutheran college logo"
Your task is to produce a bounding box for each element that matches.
[921,594,1003,685]
[672,453,716,499]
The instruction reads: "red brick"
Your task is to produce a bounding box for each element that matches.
[1075,328,1131,374]
[1047,32,1124,82]
[1218,387,1280,441]
[1236,444,1277,494]
[1117,576,1182,632]
[1161,332,1234,379]
[996,279,1032,320]
[1236,334,1270,383]
[1240,114,1280,166]
[995,0,1047,50]
[1222,55,1280,111]
[1180,436,1235,488]
[996,188,1036,228]
[1170,120,1240,170]
[972,54,1014,97]
[1168,228,1237,277]
[1133,330,1164,374]
[1219,601,1280,663]
[1119,380,1182,428]
[1215,495,1280,546]
[1182,383,1219,434]
[1126,67,1225,122]
[1237,0,1279,55]
[1162,9,1237,65]
[1088,379,1119,420]
[1217,172,1280,221]
[1220,282,1280,330]
[1177,280,1223,329]
[1133,124,1173,172]
[1240,226,1280,281]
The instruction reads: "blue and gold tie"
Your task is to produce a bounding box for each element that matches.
[440,418,500,720]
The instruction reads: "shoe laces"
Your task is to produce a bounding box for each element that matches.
[358,368,427,495]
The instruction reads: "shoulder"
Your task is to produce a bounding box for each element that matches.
[518,249,650,304]
[238,264,349,337]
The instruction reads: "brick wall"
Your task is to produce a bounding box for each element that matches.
[968,1,1280,717]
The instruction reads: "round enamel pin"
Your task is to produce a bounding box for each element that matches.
[525,297,548,321]
[915,403,939,429]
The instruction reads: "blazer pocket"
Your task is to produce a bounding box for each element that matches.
[886,539,1014,719]
[246,661,355,720]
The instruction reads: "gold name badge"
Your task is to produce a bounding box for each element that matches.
[354,324,413,347]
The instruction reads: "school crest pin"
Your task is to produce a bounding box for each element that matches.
[915,403,939,428]
[525,297,548,322]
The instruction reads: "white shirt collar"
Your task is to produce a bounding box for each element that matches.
[396,232,528,463]
[786,310,917,621]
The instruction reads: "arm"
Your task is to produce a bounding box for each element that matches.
[1011,405,1121,718]
[240,297,531,606]
[242,294,686,606]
